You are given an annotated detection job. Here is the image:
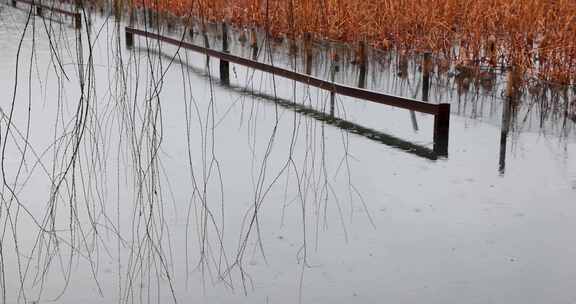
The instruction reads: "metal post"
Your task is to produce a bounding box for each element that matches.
[433,103,450,157]
[219,23,230,85]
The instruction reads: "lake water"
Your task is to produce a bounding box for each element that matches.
[0,4,575,304]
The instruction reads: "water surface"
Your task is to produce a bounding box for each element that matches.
[0,5,575,304]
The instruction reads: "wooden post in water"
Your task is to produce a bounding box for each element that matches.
[304,32,313,75]
[165,13,174,33]
[146,8,155,28]
[412,51,432,132]
[499,67,520,174]
[75,0,83,25]
[36,4,43,17]
[238,27,247,45]
[200,22,210,66]
[188,21,195,40]
[499,96,512,175]
[201,22,209,48]
[128,0,135,27]
[188,27,195,40]
[433,103,450,157]
[506,65,522,100]
[357,40,367,88]
[74,13,82,29]
[422,52,432,102]
[222,23,229,52]
[250,28,258,60]
[289,38,298,55]
[11,0,16,7]
[113,0,121,21]
[125,28,134,49]
[330,48,339,117]
[219,23,230,85]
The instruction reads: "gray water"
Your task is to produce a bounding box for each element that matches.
[0,4,575,304]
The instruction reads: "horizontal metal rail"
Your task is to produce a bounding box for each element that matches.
[11,0,81,28]
[125,26,450,156]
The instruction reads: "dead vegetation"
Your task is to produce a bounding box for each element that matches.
[129,0,576,86]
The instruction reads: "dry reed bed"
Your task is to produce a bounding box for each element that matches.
[131,0,576,86]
